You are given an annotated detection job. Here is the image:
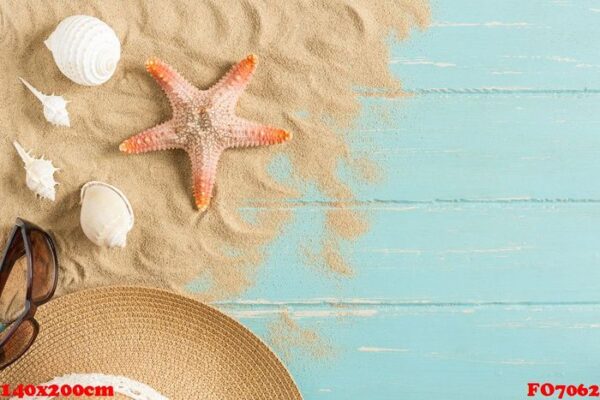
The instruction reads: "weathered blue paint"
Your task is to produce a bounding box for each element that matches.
[216,1,600,399]
[228,304,600,399]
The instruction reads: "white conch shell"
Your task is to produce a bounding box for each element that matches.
[13,141,59,201]
[80,181,134,248]
[19,78,70,127]
[45,15,121,86]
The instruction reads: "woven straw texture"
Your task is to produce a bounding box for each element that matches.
[0,286,302,399]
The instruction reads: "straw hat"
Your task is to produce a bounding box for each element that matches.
[0,286,302,399]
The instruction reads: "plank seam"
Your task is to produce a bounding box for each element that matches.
[243,198,600,209]
[215,300,600,308]
[403,88,600,95]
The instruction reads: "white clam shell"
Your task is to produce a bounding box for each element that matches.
[13,141,59,201]
[80,181,134,248]
[45,15,121,86]
[19,78,70,127]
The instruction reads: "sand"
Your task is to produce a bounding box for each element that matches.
[0,0,429,301]
[266,311,334,363]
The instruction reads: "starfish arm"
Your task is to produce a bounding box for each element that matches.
[145,57,198,108]
[211,54,258,112]
[225,117,292,148]
[119,121,181,154]
[189,144,223,212]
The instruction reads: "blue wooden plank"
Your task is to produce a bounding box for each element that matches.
[265,93,600,202]
[392,0,600,90]
[350,93,600,201]
[232,202,600,302]
[223,304,600,400]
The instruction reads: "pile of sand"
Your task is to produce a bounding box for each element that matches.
[0,0,429,300]
[267,311,334,363]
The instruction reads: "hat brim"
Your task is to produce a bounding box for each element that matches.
[0,286,302,399]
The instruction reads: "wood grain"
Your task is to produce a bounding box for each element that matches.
[216,1,600,398]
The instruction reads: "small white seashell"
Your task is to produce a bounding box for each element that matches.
[45,15,121,86]
[19,78,71,127]
[13,141,59,201]
[80,181,134,248]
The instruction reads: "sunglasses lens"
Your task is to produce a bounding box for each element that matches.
[0,319,36,369]
[29,230,56,303]
[0,254,28,326]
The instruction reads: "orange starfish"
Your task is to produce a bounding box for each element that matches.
[119,55,292,211]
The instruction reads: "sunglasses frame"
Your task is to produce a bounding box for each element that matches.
[0,218,58,370]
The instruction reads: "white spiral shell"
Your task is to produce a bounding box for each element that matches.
[45,15,121,86]
[80,181,134,248]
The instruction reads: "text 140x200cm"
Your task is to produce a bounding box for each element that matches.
[1,383,114,398]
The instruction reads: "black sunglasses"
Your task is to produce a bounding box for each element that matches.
[0,218,58,370]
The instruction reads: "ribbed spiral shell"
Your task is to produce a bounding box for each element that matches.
[45,15,121,86]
